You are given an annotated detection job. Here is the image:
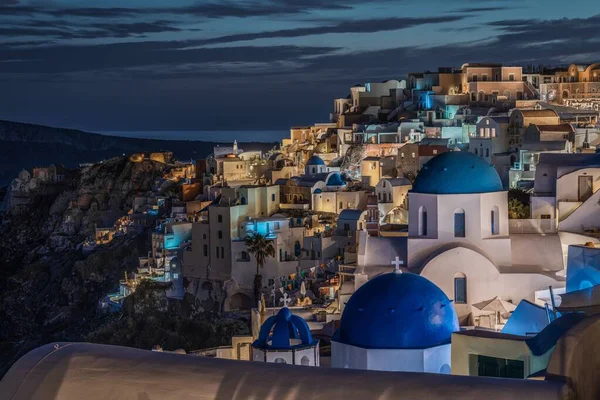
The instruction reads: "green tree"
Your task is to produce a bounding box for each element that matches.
[508,188,530,205]
[508,198,530,219]
[245,232,276,306]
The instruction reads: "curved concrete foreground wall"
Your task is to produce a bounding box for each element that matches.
[0,343,566,400]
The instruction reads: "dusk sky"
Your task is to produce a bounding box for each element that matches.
[1,0,599,132]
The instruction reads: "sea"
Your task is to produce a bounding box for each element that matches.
[98,130,289,143]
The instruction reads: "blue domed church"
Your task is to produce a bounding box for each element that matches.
[407,151,562,322]
[332,268,458,373]
[252,307,320,366]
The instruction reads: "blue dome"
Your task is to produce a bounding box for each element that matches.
[337,272,458,349]
[313,188,322,194]
[253,308,317,350]
[412,151,503,194]
[306,155,325,166]
[326,172,346,187]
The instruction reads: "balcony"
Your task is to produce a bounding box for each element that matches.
[509,219,556,234]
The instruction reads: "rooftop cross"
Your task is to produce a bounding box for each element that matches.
[391,256,404,274]
[279,292,292,308]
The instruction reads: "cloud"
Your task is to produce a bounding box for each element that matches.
[0,20,185,39]
[0,41,339,75]
[449,7,506,14]
[197,16,466,45]
[0,0,374,19]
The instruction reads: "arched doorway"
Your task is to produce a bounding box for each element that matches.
[224,292,252,311]
[562,90,569,99]
[301,356,311,366]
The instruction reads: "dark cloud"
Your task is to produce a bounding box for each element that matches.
[0,20,184,39]
[0,0,369,18]
[297,15,600,81]
[198,16,465,45]
[0,41,338,74]
[449,7,505,13]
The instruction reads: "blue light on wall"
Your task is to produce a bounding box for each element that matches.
[424,92,433,109]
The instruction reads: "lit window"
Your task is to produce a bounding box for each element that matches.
[411,153,416,158]
[433,150,438,154]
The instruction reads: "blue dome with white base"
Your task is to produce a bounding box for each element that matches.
[336,272,458,349]
[326,172,346,187]
[253,308,317,350]
[412,151,503,194]
[306,155,325,166]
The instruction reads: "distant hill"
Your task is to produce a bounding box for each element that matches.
[0,120,277,185]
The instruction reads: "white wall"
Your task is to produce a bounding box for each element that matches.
[532,197,555,219]
[408,192,512,270]
[559,187,600,232]
[420,246,561,318]
[332,342,450,373]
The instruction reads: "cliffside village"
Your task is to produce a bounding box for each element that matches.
[5,62,600,386]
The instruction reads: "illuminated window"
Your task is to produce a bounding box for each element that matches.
[433,149,438,154]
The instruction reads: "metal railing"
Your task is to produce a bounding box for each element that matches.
[509,219,556,234]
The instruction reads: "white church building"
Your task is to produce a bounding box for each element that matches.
[406,151,574,319]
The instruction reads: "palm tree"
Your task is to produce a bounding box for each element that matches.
[245,232,276,306]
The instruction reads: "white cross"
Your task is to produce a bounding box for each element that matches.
[391,257,404,274]
[279,292,292,308]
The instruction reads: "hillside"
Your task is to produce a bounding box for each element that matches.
[0,120,277,185]
[0,157,248,377]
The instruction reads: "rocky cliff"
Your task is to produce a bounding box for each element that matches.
[0,158,162,374]
[0,156,249,377]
